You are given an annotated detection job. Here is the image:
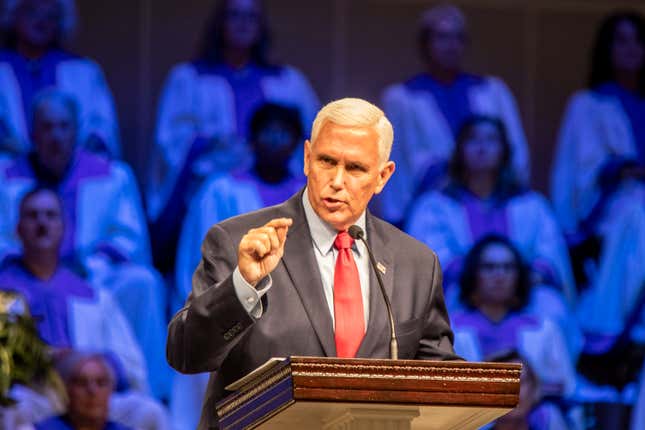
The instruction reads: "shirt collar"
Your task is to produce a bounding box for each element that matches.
[301,187,366,256]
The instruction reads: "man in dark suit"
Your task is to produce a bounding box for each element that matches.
[167,97,460,429]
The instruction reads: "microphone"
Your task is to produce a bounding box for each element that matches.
[348,225,398,360]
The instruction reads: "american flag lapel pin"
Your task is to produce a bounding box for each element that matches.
[377,262,386,275]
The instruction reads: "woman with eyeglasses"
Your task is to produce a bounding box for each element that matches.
[451,235,577,430]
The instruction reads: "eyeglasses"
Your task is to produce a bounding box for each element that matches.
[69,376,112,389]
[478,262,518,273]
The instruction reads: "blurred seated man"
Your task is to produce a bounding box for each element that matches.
[0,188,169,429]
[0,0,120,158]
[374,4,528,225]
[35,353,132,430]
[170,102,305,430]
[0,89,169,399]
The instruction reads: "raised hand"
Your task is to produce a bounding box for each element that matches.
[238,218,293,286]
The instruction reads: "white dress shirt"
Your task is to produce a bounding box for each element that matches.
[233,188,371,329]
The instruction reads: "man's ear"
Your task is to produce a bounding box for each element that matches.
[303,140,312,177]
[374,161,395,194]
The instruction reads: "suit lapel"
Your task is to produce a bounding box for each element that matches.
[356,213,395,358]
[280,194,336,357]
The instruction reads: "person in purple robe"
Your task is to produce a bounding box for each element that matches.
[0,89,170,400]
[35,353,133,430]
[406,115,575,303]
[373,3,529,226]
[0,187,170,429]
[552,11,645,290]
[488,352,574,430]
[147,0,319,273]
[450,235,576,400]
[0,0,120,158]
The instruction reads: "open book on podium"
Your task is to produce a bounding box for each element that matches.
[216,356,521,430]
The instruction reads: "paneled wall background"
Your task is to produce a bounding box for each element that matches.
[71,0,645,192]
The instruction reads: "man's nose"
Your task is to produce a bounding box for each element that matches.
[331,166,345,188]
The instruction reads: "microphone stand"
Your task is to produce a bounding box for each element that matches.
[349,225,398,360]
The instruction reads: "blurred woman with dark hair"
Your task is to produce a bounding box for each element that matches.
[552,11,645,238]
[450,236,576,412]
[406,115,575,304]
[147,0,319,271]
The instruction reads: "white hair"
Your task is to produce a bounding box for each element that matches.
[31,87,79,127]
[1,0,78,42]
[310,97,393,163]
[56,352,116,388]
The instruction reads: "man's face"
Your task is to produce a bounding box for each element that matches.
[462,122,504,174]
[304,122,394,231]
[67,359,113,425]
[475,243,519,308]
[425,18,466,72]
[17,189,63,253]
[223,0,262,51]
[15,0,60,49]
[612,19,644,74]
[32,99,76,178]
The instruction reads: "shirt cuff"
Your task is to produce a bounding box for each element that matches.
[232,267,272,319]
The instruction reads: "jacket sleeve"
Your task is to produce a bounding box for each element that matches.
[167,223,259,374]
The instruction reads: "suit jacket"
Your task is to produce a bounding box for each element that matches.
[166,189,459,429]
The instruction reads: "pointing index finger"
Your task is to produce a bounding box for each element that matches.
[266,218,293,229]
[266,217,292,243]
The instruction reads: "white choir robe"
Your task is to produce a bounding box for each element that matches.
[374,75,529,224]
[0,151,170,399]
[453,313,577,398]
[406,189,577,303]
[0,56,120,158]
[147,62,319,222]
[551,89,641,233]
[0,283,169,429]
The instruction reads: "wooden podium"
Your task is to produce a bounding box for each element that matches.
[216,356,521,430]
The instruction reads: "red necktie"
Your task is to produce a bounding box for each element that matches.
[333,231,365,358]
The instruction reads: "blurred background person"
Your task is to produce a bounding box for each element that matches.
[169,102,304,430]
[34,353,130,430]
[450,236,576,398]
[551,11,645,288]
[146,0,319,274]
[0,0,120,158]
[573,195,645,429]
[0,188,169,429]
[406,116,577,314]
[0,89,170,400]
[487,352,575,430]
[374,3,528,227]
